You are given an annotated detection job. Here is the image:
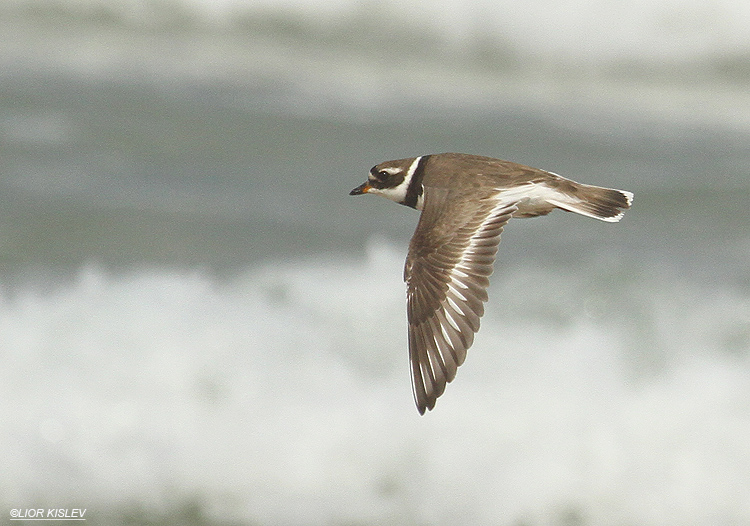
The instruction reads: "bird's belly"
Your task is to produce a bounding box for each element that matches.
[511,192,558,218]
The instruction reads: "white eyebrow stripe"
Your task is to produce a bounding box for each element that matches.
[370,156,423,204]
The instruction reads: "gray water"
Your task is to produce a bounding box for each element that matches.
[1,1,750,525]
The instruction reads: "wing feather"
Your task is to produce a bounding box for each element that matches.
[405,187,517,414]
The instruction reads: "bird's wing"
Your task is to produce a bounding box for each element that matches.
[404,186,518,414]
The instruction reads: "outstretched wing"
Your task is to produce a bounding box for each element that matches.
[404,186,518,414]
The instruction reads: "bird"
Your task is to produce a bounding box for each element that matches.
[350,152,633,414]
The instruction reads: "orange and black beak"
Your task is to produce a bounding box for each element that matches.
[349,181,372,195]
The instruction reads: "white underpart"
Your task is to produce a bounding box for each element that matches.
[501,180,618,221]
[503,181,563,212]
[369,156,422,204]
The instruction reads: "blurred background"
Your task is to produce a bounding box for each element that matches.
[1,0,749,524]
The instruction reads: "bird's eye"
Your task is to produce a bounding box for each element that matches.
[378,170,390,179]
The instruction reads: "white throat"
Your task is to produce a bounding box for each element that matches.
[369,156,422,205]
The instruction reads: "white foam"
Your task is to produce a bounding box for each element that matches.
[1,247,749,524]
[5,0,749,64]
[4,0,750,132]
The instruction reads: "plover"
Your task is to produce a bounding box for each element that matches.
[350,153,633,414]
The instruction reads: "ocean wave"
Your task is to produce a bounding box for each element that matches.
[1,245,749,524]
[4,0,750,136]
[4,0,750,76]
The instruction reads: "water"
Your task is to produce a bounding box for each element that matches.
[1,1,750,525]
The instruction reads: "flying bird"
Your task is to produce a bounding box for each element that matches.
[350,152,633,414]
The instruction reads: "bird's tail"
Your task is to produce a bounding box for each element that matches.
[547,183,634,222]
